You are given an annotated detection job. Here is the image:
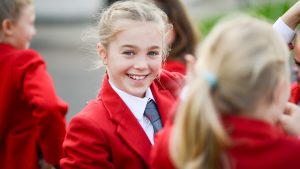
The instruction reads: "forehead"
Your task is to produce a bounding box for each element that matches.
[21,4,35,15]
[112,20,163,48]
[16,4,34,19]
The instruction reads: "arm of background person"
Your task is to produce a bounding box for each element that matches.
[273,1,300,44]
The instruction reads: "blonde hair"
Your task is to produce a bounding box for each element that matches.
[97,0,171,60]
[0,0,32,23]
[171,15,290,169]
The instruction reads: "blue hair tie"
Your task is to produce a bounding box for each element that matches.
[202,71,217,88]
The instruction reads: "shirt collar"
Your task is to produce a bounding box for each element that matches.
[109,80,155,121]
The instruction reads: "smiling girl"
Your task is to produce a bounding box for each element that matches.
[60,1,184,169]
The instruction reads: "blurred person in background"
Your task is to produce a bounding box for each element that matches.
[154,0,199,75]
[106,0,119,6]
[273,1,300,104]
[290,31,300,104]
[151,15,300,169]
[0,0,68,168]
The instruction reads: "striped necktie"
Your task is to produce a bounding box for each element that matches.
[144,99,162,134]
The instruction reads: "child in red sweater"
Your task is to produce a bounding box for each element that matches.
[0,0,68,168]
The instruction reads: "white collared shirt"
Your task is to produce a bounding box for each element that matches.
[273,17,296,44]
[109,80,156,145]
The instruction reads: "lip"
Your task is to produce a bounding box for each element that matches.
[127,74,149,80]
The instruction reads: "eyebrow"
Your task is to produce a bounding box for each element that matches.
[120,45,161,50]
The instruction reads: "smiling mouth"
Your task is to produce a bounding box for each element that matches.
[127,74,148,80]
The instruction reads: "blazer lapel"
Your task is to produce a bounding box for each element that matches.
[100,75,152,165]
[150,81,177,126]
[116,113,152,164]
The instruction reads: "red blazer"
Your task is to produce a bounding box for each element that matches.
[289,82,300,104]
[60,70,184,169]
[163,60,186,75]
[0,44,68,169]
[151,116,300,169]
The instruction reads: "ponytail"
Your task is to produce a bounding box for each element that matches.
[171,75,230,169]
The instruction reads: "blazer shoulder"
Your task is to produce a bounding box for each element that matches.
[8,49,45,71]
[73,99,112,129]
[17,49,44,63]
[154,70,185,97]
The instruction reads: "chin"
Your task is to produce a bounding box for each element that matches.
[130,89,147,98]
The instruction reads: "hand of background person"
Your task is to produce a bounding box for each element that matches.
[280,102,300,136]
[282,1,300,30]
[185,54,196,82]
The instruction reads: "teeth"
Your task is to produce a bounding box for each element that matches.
[128,74,147,80]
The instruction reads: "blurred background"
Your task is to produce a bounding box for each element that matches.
[31,0,297,123]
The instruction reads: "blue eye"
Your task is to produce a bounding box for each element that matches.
[148,51,159,56]
[122,51,135,56]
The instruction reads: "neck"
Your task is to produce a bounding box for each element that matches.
[243,102,279,125]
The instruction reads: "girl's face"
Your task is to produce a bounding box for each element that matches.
[11,4,36,49]
[98,21,164,98]
[293,36,300,85]
[294,35,300,63]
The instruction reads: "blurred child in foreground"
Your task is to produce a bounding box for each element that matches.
[0,0,68,168]
[151,15,300,169]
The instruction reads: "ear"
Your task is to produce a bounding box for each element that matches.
[2,19,14,36]
[97,43,108,65]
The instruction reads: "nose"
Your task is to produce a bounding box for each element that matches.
[133,56,148,70]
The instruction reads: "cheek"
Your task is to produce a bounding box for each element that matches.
[28,25,36,36]
[153,62,163,76]
[20,27,33,40]
[152,58,163,70]
[31,26,36,36]
[108,58,131,73]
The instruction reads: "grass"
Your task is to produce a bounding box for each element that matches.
[199,1,295,36]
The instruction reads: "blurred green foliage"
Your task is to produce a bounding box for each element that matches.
[199,1,295,36]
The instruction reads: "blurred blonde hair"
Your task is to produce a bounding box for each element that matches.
[0,0,32,23]
[97,0,172,60]
[171,15,290,169]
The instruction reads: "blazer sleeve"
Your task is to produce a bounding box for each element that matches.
[60,115,115,169]
[16,50,68,164]
[150,126,176,169]
[289,82,300,104]
[159,70,185,99]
